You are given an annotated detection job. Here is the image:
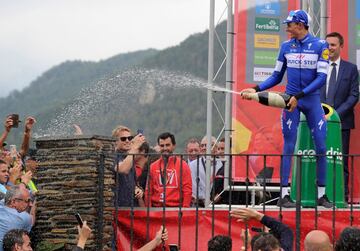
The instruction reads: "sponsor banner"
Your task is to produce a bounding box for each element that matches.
[255,0,280,16]
[253,67,273,82]
[255,17,280,32]
[254,34,280,49]
[297,147,343,163]
[254,50,278,65]
[357,24,360,45]
[233,0,360,201]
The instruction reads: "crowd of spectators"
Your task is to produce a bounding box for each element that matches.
[0,115,38,251]
[1,117,359,251]
[0,115,230,250]
[111,124,229,209]
[110,124,360,250]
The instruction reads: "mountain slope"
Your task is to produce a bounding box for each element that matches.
[0,22,227,148]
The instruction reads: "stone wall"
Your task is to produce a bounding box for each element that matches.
[33,135,115,250]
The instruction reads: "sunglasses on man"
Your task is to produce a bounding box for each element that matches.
[118,136,134,142]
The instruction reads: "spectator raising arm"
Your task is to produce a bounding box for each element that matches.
[138,226,168,251]
[73,124,83,136]
[20,117,36,158]
[29,199,36,225]
[115,134,145,174]
[231,208,293,251]
[0,115,14,151]
[73,221,92,251]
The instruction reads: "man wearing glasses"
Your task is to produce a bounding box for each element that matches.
[112,125,146,207]
[0,186,35,251]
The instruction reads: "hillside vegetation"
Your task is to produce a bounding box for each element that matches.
[0,21,227,148]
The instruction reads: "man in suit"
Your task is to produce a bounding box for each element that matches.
[320,32,359,201]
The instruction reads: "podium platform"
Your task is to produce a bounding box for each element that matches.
[291,104,346,208]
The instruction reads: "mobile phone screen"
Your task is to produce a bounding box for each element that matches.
[169,244,178,251]
[10,114,19,128]
[75,213,83,227]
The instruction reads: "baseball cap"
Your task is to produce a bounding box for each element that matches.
[283,10,311,27]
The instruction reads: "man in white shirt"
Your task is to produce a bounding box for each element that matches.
[190,136,222,207]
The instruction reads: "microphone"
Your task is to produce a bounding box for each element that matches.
[245,91,291,109]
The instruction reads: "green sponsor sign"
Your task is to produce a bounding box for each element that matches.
[254,50,277,65]
[255,17,280,32]
[357,24,360,45]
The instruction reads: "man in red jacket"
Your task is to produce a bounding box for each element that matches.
[145,132,192,207]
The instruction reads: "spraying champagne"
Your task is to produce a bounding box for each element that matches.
[207,86,292,110]
[242,91,291,109]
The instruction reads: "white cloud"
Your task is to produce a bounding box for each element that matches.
[0,0,227,97]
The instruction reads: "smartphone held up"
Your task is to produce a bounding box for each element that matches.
[75,212,83,228]
[8,114,20,128]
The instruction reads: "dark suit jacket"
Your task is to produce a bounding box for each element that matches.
[261,215,293,251]
[320,59,359,129]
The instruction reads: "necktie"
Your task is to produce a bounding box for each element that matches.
[327,62,337,107]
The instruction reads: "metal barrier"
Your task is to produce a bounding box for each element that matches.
[112,152,360,251]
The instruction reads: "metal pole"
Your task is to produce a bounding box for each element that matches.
[302,0,309,12]
[301,0,313,35]
[96,153,105,251]
[320,0,328,39]
[223,0,234,192]
[205,0,215,206]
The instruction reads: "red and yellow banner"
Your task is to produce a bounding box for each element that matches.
[232,0,360,201]
[232,0,298,183]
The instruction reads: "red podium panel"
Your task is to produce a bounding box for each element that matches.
[114,208,360,250]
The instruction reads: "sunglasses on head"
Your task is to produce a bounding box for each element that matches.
[119,136,134,142]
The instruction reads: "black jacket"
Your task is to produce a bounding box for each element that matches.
[261,215,293,251]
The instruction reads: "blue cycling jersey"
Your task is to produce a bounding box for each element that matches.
[258,33,329,96]
[255,33,330,187]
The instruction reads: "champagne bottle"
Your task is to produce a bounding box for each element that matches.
[246,91,291,109]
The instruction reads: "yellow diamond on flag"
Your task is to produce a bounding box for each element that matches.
[232,118,252,154]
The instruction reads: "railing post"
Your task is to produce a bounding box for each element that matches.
[295,154,302,251]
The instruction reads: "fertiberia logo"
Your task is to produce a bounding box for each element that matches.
[255,17,280,32]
